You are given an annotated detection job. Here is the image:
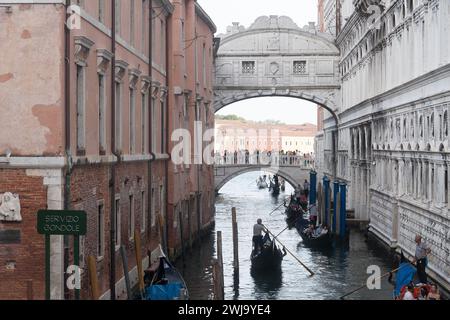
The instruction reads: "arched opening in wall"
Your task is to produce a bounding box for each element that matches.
[214,96,336,163]
[216,170,297,194]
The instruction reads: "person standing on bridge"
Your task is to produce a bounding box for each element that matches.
[253,219,266,253]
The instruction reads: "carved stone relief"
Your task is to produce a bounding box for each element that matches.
[0,193,22,222]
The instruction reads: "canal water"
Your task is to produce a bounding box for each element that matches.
[175,171,396,300]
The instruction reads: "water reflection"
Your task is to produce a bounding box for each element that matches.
[251,268,283,300]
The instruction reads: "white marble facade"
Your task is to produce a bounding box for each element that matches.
[316,0,450,288]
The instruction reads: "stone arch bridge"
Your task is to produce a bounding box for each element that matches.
[213,15,341,120]
[214,154,312,193]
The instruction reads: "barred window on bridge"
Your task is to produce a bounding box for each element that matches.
[242,61,255,74]
[293,61,307,74]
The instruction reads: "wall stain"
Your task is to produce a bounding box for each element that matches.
[21,30,31,39]
[0,73,13,83]
[31,104,63,155]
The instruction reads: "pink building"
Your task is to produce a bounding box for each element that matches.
[215,119,317,155]
[0,0,216,300]
[166,0,217,259]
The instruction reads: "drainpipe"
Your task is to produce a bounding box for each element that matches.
[109,0,119,301]
[148,0,156,253]
[194,17,201,243]
[64,0,73,300]
[164,8,171,255]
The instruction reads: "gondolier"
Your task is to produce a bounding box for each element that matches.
[413,235,431,284]
[253,218,266,253]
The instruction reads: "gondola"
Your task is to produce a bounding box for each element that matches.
[250,233,286,271]
[295,217,333,248]
[268,175,281,196]
[269,182,280,195]
[144,247,189,300]
[256,177,268,189]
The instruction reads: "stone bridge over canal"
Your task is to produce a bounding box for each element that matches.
[214,154,313,192]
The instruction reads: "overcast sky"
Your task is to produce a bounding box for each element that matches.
[198,0,320,125]
[197,0,319,35]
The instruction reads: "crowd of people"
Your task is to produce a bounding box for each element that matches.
[217,149,314,165]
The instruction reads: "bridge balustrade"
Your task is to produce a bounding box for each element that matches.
[214,152,314,168]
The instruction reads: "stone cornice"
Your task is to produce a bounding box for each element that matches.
[338,64,450,122]
[141,76,152,93]
[97,49,112,74]
[195,2,217,33]
[157,0,174,14]
[74,36,94,66]
[115,60,129,82]
[128,68,142,89]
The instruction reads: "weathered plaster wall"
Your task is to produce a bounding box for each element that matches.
[0,5,64,156]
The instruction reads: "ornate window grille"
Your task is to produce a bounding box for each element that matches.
[293,61,307,74]
[242,61,255,74]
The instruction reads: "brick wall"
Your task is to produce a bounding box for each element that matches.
[0,169,47,300]
[69,161,152,299]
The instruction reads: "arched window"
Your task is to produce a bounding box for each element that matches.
[419,115,423,137]
[431,112,435,138]
[444,110,448,137]
[403,118,407,139]
[390,120,394,139]
[411,118,415,138]
[392,14,396,29]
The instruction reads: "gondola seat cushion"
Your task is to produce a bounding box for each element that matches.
[146,283,183,300]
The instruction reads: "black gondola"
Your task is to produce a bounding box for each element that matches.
[295,217,333,248]
[144,247,189,300]
[250,233,286,270]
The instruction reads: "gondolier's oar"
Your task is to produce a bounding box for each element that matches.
[273,205,316,239]
[268,195,292,216]
[264,227,315,277]
[272,203,319,240]
[339,262,416,300]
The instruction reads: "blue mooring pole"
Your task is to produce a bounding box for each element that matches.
[309,170,317,205]
[323,176,330,226]
[332,181,339,234]
[339,182,347,239]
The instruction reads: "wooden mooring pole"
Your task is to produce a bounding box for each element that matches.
[231,208,239,274]
[211,258,223,300]
[88,256,100,300]
[231,207,240,294]
[216,231,225,300]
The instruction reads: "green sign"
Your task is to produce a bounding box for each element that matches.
[37,210,87,236]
